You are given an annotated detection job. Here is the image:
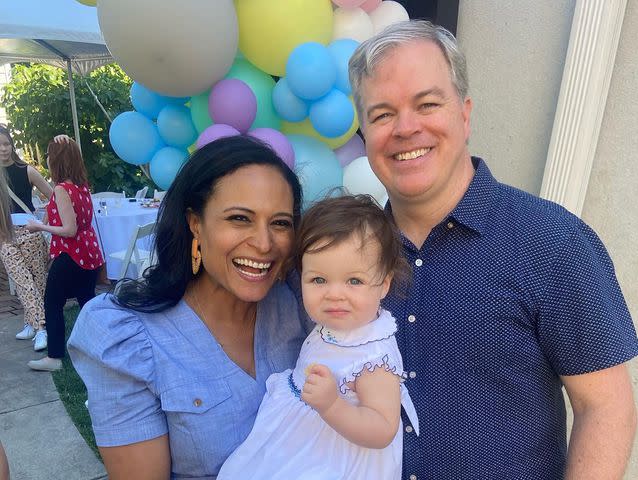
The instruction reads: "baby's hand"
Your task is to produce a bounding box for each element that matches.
[302,364,338,414]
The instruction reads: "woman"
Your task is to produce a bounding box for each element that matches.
[0,126,52,350]
[25,136,104,371]
[67,136,311,478]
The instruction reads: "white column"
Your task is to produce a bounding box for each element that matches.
[540,0,627,216]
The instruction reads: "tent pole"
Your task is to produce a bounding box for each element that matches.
[66,59,81,153]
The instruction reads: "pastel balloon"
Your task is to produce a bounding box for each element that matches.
[157,105,197,148]
[131,82,187,120]
[327,39,359,95]
[359,0,382,13]
[288,134,343,209]
[343,155,387,205]
[98,0,238,96]
[109,111,164,165]
[75,0,97,6]
[332,7,374,43]
[208,79,257,133]
[369,1,409,34]
[150,147,188,190]
[332,0,366,7]
[309,89,354,138]
[196,124,240,149]
[249,128,295,169]
[226,58,280,130]
[281,100,359,150]
[236,0,334,76]
[334,133,365,167]
[286,43,337,101]
[190,89,213,134]
[272,78,309,123]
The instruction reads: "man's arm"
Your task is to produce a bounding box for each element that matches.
[562,362,637,480]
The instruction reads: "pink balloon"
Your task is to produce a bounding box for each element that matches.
[334,133,366,167]
[332,0,366,8]
[359,0,382,13]
[208,79,257,133]
[196,124,240,149]
[248,128,295,169]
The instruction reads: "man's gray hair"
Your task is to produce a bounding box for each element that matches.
[348,19,469,121]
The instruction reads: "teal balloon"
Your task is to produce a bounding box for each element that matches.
[226,58,281,130]
[190,89,213,134]
[109,111,164,165]
[157,105,197,148]
[150,147,188,190]
[287,134,343,209]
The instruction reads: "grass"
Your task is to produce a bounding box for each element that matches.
[51,305,101,459]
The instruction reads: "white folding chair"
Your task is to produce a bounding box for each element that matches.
[109,222,156,280]
[135,186,149,199]
[92,191,125,199]
[153,189,166,201]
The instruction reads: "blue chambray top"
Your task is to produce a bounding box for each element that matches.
[68,281,311,479]
[382,158,637,480]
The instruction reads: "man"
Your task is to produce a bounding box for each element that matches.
[349,19,637,479]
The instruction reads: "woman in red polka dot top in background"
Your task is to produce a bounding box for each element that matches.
[25,135,104,371]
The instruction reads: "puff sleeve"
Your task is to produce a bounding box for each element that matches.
[67,294,167,446]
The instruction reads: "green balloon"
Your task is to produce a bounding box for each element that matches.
[226,58,281,130]
[190,89,213,134]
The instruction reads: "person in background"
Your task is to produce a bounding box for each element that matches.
[67,136,311,478]
[349,19,637,479]
[0,440,9,480]
[25,135,104,371]
[0,126,52,351]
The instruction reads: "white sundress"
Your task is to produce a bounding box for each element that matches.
[217,309,420,480]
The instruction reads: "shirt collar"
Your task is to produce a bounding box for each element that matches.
[316,308,397,347]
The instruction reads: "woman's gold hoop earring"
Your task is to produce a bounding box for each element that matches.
[191,238,202,275]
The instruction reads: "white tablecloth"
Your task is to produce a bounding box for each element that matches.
[92,198,159,280]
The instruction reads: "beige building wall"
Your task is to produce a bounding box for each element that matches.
[456,0,637,477]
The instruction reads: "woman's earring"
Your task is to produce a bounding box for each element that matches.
[191,238,202,275]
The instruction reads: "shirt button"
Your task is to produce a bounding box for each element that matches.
[409,371,417,379]
[410,475,417,480]
[415,259,423,266]
[447,221,454,229]
[405,425,413,433]
[407,315,416,323]
[193,398,203,407]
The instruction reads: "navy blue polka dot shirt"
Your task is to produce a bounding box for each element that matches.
[382,158,637,480]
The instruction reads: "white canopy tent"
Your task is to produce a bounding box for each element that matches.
[0,0,113,148]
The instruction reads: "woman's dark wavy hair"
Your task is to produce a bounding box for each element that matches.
[114,135,303,312]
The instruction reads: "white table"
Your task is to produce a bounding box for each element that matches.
[92,198,159,280]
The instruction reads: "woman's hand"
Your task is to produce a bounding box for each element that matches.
[25,220,42,233]
[53,134,72,144]
[302,363,338,414]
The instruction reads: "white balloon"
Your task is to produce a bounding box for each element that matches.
[98,0,238,97]
[332,7,374,43]
[369,1,409,34]
[343,156,387,205]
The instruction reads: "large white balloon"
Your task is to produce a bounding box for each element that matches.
[343,156,387,206]
[369,1,409,34]
[98,0,238,97]
[332,7,374,43]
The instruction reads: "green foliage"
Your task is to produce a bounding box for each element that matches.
[1,63,152,194]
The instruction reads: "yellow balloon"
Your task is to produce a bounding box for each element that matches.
[281,109,359,150]
[76,0,97,6]
[235,0,333,77]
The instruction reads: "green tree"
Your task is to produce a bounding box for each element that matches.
[1,63,152,194]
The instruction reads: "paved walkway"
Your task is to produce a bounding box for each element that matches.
[0,262,108,480]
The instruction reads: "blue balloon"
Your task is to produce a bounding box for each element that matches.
[157,105,197,148]
[109,111,164,165]
[327,39,359,95]
[287,134,343,209]
[286,42,337,101]
[272,78,309,122]
[150,147,188,190]
[309,89,354,138]
[130,82,188,120]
